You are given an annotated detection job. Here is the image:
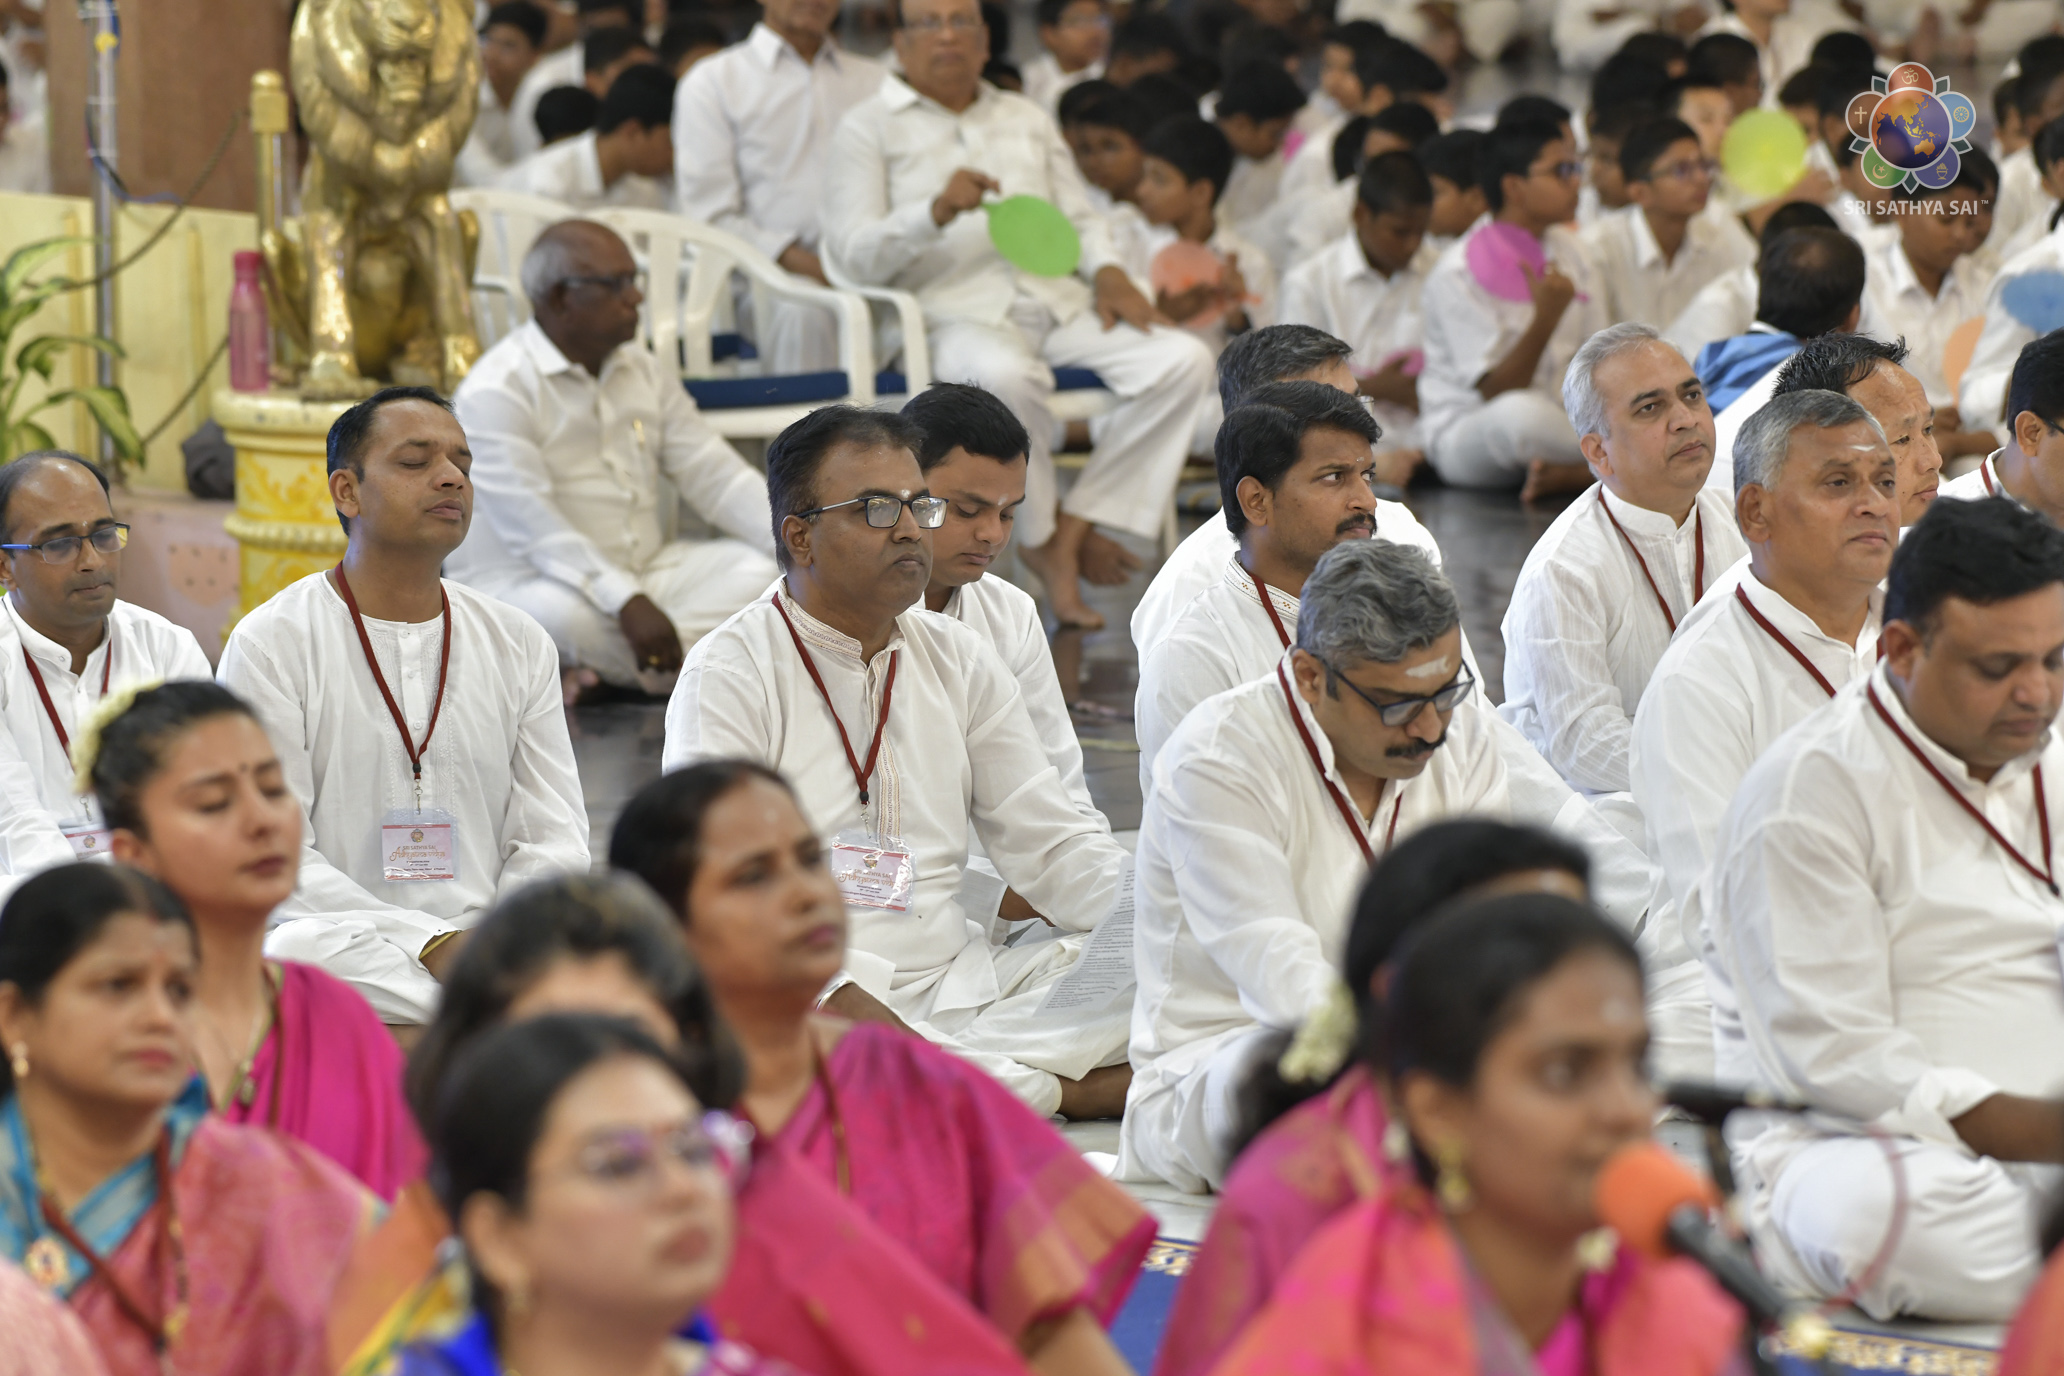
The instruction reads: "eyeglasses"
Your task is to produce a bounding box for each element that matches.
[1321,657,1475,727]
[1532,160,1584,182]
[554,1112,754,1195]
[902,12,985,33]
[797,494,948,529]
[0,523,129,565]
[561,272,640,297]
[1648,158,1718,183]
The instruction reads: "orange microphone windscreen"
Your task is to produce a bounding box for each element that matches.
[1594,1141,1722,1260]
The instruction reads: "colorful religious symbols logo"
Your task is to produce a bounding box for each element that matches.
[1847,62,1977,193]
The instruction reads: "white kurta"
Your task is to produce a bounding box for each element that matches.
[1277,234,1438,453]
[504,42,583,162]
[1705,339,1795,496]
[1664,264,1757,369]
[1857,237,1997,409]
[1936,447,2007,504]
[1959,221,2064,436]
[662,591,1130,1113]
[494,130,669,210]
[1628,556,1881,1079]
[1019,52,1101,116]
[217,572,591,1025]
[1706,664,2064,1320]
[1501,484,1747,801]
[0,597,211,882]
[448,322,778,686]
[1580,203,1757,332]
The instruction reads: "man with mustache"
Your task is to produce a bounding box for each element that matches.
[1502,323,1746,826]
[218,387,590,1025]
[1120,539,1644,1192]
[0,451,210,884]
[1770,333,1945,527]
[1706,495,2064,1322]
[1630,388,1897,1080]
[663,405,1135,1120]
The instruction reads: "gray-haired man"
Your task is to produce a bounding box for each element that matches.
[449,219,779,697]
[1630,389,1896,1080]
[1120,538,1647,1193]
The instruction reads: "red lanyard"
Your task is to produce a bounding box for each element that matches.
[38,1131,189,1354]
[1867,682,2058,897]
[1276,662,1401,864]
[20,633,113,759]
[1982,460,2000,498]
[772,591,897,807]
[330,567,452,796]
[1251,566,1293,649]
[1734,586,1837,699]
[1597,489,1704,635]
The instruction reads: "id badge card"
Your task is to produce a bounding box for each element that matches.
[61,822,112,858]
[380,808,460,883]
[830,828,914,912]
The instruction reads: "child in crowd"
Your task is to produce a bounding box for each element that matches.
[1280,150,1439,487]
[1999,116,2064,260]
[1105,12,1188,85]
[1686,30,1762,114]
[1135,116,1279,354]
[1286,100,1441,265]
[658,15,726,78]
[1992,38,2064,247]
[1420,127,1488,247]
[1996,74,2028,162]
[1214,60,1309,267]
[1584,114,1756,326]
[533,85,599,147]
[1025,0,1110,114]
[1059,81,1158,279]
[1580,101,1656,225]
[1280,31,1447,209]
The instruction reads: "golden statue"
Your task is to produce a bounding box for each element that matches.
[266,0,483,399]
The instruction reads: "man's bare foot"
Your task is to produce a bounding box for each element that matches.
[1373,448,1425,490]
[1519,459,1596,504]
[562,666,602,706]
[1021,535,1105,630]
[821,981,919,1036]
[1078,530,1141,586]
[1056,1063,1133,1120]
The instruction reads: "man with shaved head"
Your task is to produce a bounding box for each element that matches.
[451,218,779,699]
[0,450,210,885]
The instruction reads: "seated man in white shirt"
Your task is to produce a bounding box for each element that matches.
[1583,117,1757,330]
[1120,538,1639,1192]
[673,0,886,374]
[1767,333,1944,526]
[498,63,672,210]
[450,220,778,696]
[663,405,1135,1118]
[901,381,1102,823]
[219,388,591,1024]
[0,452,210,882]
[1631,388,1895,1079]
[1419,119,1608,497]
[1503,323,1746,823]
[1279,151,1437,488]
[1941,329,2064,520]
[456,1,546,187]
[1023,0,1108,114]
[1707,494,2064,1321]
[822,0,1215,632]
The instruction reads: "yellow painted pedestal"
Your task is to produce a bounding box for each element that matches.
[214,388,351,620]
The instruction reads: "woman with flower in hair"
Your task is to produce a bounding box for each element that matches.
[78,679,423,1198]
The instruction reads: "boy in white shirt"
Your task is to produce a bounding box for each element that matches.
[456,1,546,188]
[1419,129,1490,252]
[1058,81,1157,282]
[1213,61,1309,271]
[497,62,672,210]
[1133,116,1278,358]
[1023,0,1109,115]
[1584,115,1756,328]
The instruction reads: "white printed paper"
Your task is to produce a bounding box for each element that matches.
[1036,857,1137,1015]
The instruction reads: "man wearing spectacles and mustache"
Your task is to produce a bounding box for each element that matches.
[664,405,1138,1122]
[0,451,210,884]
[1121,538,1647,1193]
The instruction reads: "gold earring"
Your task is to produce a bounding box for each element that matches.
[1433,1140,1472,1213]
[7,1044,26,1081]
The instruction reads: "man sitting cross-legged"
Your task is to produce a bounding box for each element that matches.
[1709,495,2064,1321]
[663,405,1134,1118]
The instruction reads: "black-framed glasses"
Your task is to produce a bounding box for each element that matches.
[1321,657,1474,727]
[562,272,640,297]
[0,523,129,565]
[798,494,948,529]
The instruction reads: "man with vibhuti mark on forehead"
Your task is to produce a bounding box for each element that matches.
[0,451,209,886]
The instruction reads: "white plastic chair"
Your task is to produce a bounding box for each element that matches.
[588,207,878,441]
[450,187,580,347]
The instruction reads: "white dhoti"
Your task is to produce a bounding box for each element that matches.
[1116,1025,1280,1193]
[480,538,779,687]
[1643,960,1714,1084]
[1427,388,1584,488]
[930,302,1216,549]
[741,286,843,376]
[1748,1131,2064,1322]
[265,916,444,1026]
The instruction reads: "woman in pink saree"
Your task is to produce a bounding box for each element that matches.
[610,762,1155,1375]
[1211,892,1745,1376]
[0,862,376,1376]
[86,681,423,1198]
[1158,821,1597,1376]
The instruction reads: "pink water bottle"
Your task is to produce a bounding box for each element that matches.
[228,250,270,392]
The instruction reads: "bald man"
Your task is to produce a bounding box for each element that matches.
[449,219,779,697]
[0,451,210,883]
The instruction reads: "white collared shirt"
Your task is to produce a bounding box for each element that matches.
[1705,335,1795,495]
[662,590,1128,1013]
[1696,4,1849,103]
[505,43,583,162]
[1665,264,1758,370]
[1220,148,1291,271]
[448,321,774,617]
[1142,221,1279,355]
[1990,146,2048,255]
[1708,661,2064,1149]
[1582,202,1756,331]
[1937,446,2008,503]
[1630,556,1883,980]
[1279,233,1439,452]
[217,572,591,955]
[673,24,887,259]
[1502,484,1748,799]
[0,597,210,878]
[1960,221,2064,436]
[1858,237,1997,408]
[823,75,1123,329]
[455,78,519,187]
[1419,220,1610,455]
[1020,52,1101,115]
[495,129,669,210]
[940,573,1103,827]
